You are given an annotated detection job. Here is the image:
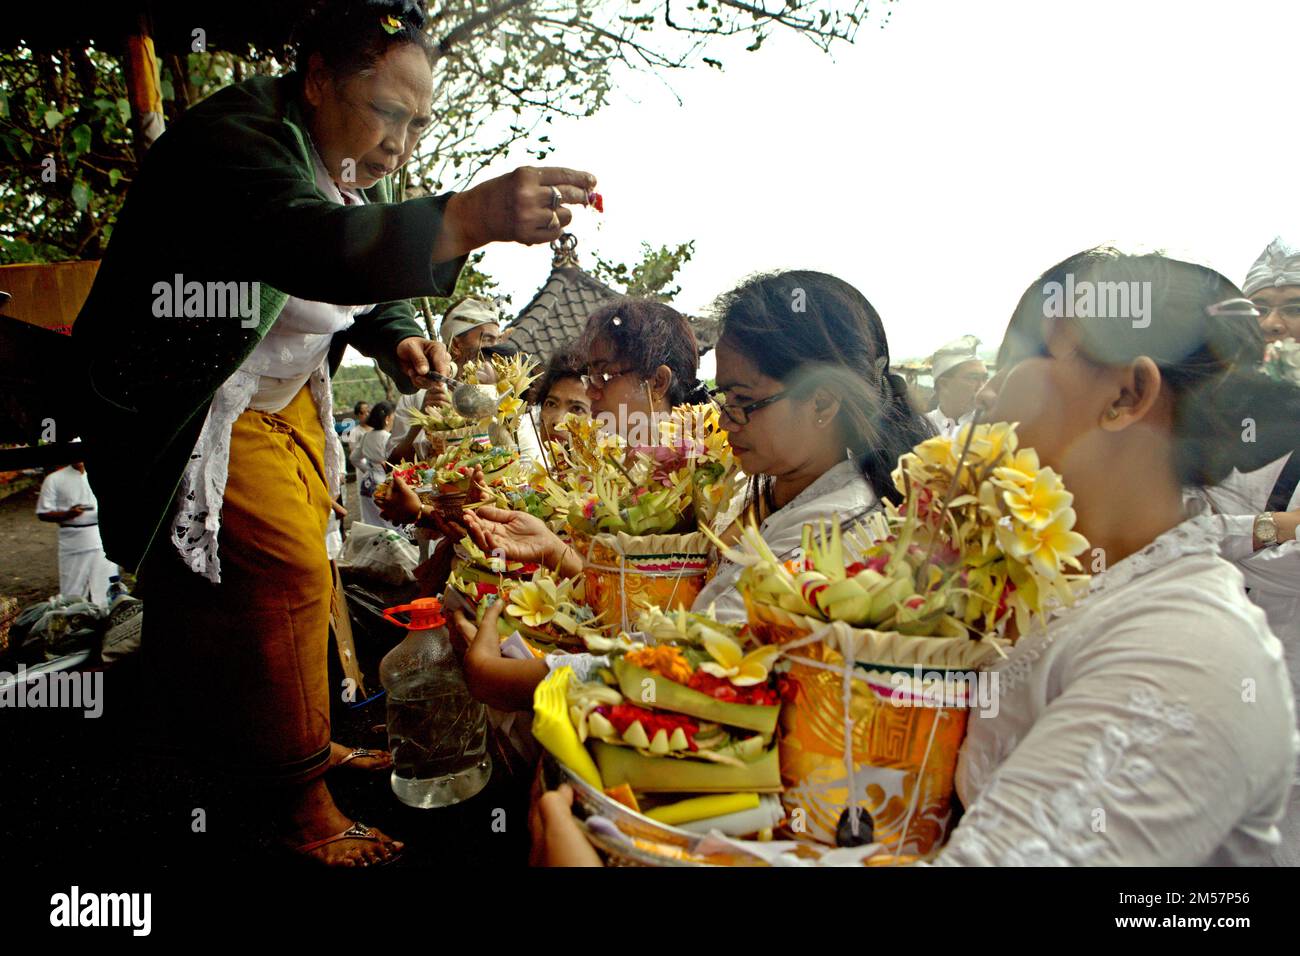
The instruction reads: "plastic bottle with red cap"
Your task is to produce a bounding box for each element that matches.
[379,597,491,808]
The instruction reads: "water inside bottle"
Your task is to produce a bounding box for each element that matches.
[387,674,491,808]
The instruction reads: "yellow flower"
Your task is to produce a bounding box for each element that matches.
[996,508,1089,579]
[497,395,524,419]
[995,466,1074,529]
[506,579,559,628]
[698,632,782,687]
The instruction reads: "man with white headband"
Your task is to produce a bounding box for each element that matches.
[925,335,987,437]
[1196,235,1300,866]
[1244,236,1300,344]
[439,295,503,367]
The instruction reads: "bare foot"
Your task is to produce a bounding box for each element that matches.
[283,779,404,867]
[328,741,393,773]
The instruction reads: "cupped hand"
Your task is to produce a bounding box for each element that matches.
[461,505,563,566]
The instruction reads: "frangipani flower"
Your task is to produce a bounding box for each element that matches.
[995,508,1089,579]
[995,466,1074,529]
[732,422,1091,642]
[699,632,782,686]
[507,578,559,628]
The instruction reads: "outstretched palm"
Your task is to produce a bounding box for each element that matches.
[463,506,562,566]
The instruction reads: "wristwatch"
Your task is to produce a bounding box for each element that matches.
[1254,511,1279,548]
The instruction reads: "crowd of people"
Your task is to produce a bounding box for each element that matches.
[59,0,1300,868]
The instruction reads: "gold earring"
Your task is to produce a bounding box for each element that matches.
[1105,408,1120,421]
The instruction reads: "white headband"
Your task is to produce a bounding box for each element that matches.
[1243,236,1300,296]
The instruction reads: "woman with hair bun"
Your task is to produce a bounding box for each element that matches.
[578,297,713,439]
[532,251,1300,867]
[453,273,933,706]
[935,248,1300,866]
[72,0,597,866]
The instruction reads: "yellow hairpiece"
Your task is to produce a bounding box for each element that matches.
[380,14,403,35]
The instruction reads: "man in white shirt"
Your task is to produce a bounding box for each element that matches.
[35,459,118,606]
[924,335,987,437]
[1212,235,1300,866]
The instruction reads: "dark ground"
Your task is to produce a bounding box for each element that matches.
[0,476,532,870]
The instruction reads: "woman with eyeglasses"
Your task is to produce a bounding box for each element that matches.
[578,297,712,439]
[531,249,1300,868]
[691,270,934,618]
[453,272,933,707]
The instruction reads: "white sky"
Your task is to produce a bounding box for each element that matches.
[351,0,1300,369]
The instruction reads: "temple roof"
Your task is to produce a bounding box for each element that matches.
[505,233,718,362]
[505,235,620,362]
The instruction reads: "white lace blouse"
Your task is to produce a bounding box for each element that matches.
[936,514,1299,866]
[170,150,374,582]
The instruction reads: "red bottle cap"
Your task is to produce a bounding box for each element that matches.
[382,597,446,629]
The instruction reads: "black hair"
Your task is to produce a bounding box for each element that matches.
[529,344,587,405]
[292,0,435,78]
[365,400,395,431]
[713,270,934,506]
[352,400,369,417]
[1003,247,1300,488]
[579,297,709,406]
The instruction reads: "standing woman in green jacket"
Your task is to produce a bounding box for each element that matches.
[72,0,596,866]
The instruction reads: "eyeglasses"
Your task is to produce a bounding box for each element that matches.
[581,366,639,391]
[1249,302,1300,321]
[707,387,789,426]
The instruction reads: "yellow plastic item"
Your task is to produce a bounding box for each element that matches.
[531,667,603,789]
[644,792,760,826]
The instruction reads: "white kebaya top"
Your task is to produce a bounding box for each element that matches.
[936,514,1298,866]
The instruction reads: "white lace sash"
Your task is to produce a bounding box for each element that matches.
[170,363,344,583]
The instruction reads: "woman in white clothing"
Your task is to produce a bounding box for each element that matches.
[350,401,395,528]
[455,272,933,708]
[935,248,1300,866]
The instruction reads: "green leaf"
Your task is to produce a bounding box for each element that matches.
[70,124,92,159]
[108,168,123,188]
[116,97,130,124]
[44,109,65,129]
[0,90,8,120]
[71,180,90,213]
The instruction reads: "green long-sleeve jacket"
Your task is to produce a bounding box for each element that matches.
[73,73,466,572]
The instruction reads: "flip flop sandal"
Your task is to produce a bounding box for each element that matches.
[332,747,393,772]
[294,821,403,867]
